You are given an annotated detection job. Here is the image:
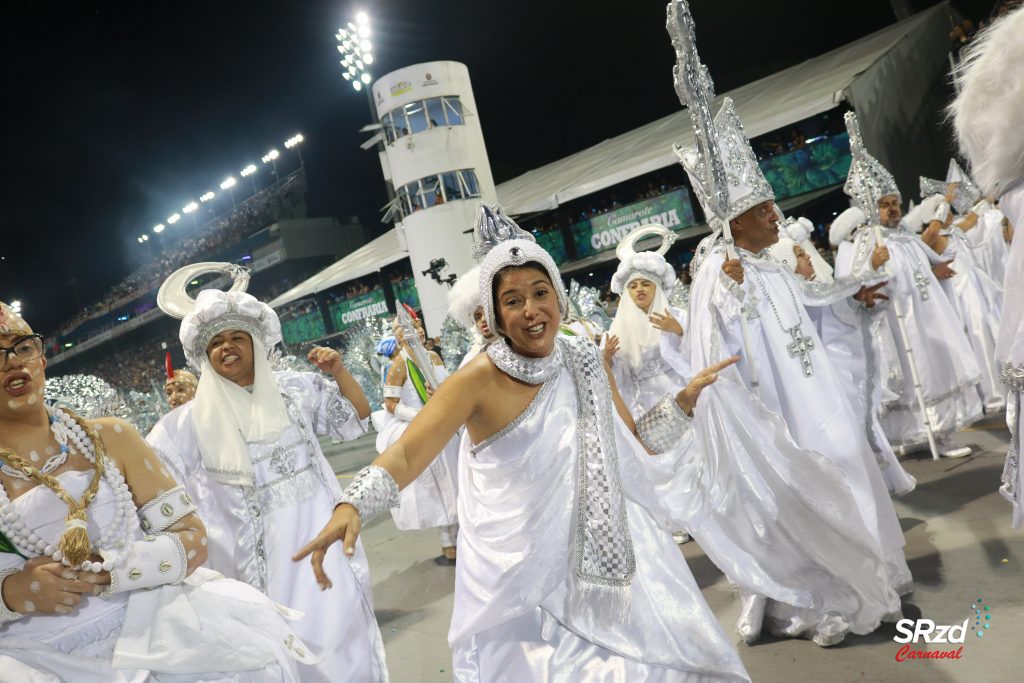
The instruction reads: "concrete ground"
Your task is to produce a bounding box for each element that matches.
[323,414,1020,683]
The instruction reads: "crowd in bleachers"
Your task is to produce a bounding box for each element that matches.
[56,172,307,338]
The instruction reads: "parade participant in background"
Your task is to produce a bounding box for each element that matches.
[674,56,908,643]
[163,353,198,411]
[838,113,982,457]
[0,300,311,681]
[603,225,689,418]
[297,204,751,682]
[376,306,460,565]
[145,264,386,683]
[446,265,499,368]
[770,227,916,496]
[911,182,1004,413]
[951,2,1024,527]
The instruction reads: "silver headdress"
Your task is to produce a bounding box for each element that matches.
[919,159,982,214]
[668,2,774,232]
[156,262,281,370]
[843,111,901,221]
[473,203,568,335]
[610,225,678,294]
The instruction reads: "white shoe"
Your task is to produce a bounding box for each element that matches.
[984,400,1006,414]
[937,437,971,459]
[672,532,691,544]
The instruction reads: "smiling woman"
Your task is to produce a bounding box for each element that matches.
[295,204,750,682]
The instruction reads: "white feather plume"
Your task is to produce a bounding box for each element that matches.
[950,5,1024,195]
[829,207,866,246]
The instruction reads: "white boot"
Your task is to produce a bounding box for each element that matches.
[936,435,971,459]
[736,592,767,645]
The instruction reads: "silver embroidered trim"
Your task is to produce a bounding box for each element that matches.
[487,337,563,385]
[636,393,692,453]
[340,465,400,524]
[562,336,636,588]
[252,464,323,510]
[240,484,268,592]
[718,267,745,303]
[880,375,984,413]
[0,567,23,623]
[1002,363,1024,394]
[321,390,357,434]
[470,378,557,455]
[858,307,889,470]
[138,485,196,533]
[1000,389,1021,514]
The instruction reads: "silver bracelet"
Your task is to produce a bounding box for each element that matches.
[339,465,400,524]
[932,201,951,224]
[138,486,197,533]
[636,394,693,453]
[0,567,24,624]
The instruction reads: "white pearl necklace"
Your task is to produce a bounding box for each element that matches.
[0,409,136,572]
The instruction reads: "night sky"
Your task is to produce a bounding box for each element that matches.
[0,0,986,333]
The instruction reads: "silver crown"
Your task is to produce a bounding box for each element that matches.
[470,203,536,261]
[667,1,772,229]
[843,111,901,219]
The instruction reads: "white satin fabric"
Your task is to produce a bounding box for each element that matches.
[840,227,982,446]
[610,306,689,418]
[450,362,749,682]
[968,208,1009,285]
[997,188,1024,528]
[376,355,459,531]
[813,298,916,496]
[687,248,912,596]
[938,228,1005,408]
[0,470,306,682]
[147,371,387,683]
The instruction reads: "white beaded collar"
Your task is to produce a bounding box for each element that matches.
[486,337,563,385]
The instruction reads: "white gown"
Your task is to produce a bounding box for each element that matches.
[813,298,917,496]
[0,468,309,682]
[938,227,1005,409]
[968,208,1009,285]
[376,354,459,531]
[997,195,1024,529]
[686,244,911,595]
[839,226,982,446]
[147,371,388,683]
[451,337,749,682]
[611,339,689,419]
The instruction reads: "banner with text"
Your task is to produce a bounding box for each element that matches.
[571,188,697,259]
[329,289,390,332]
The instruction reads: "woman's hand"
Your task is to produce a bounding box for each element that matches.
[2,557,101,615]
[674,356,740,415]
[650,309,684,336]
[293,503,362,591]
[602,335,620,365]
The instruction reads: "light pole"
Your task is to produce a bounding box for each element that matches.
[262,149,280,184]
[219,177,237,208]
[241,164,258,194]
[336,11,393,201]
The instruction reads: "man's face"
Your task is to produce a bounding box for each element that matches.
[164,379,197,409]
[0,333,47,417]
[206,330,255,387]
[877,194,902,228]
[731,201,780,253]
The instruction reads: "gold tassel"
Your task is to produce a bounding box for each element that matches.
[59,510,92,567]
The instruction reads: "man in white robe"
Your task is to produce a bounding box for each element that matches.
[836,113,982,457]
[147,268,388,683]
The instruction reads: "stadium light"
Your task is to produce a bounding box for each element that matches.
[353,81,362,91]
[337,12,372,92]
[200,191,216,202]
[261,149,280,163]
[284,134,304,149]
[219,176,236,190]
[167,213,181,224]
[10,301,21,315]
[356,11,369,25]
[141,234,149,241]
[153,224,165,234]
[182,201,198,214]
[241,164,257,177]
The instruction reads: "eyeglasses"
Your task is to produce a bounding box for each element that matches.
[0,334,44,368]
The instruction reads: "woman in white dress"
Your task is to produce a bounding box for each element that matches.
[375,312,460,564]
[297,205,751,682]
[603,226,689,418]
[0,302,310,682]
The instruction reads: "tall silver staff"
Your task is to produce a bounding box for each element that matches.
[666,0,759,389]
[845,112,939,460]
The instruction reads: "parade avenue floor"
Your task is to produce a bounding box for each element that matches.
[323,415,1020,683]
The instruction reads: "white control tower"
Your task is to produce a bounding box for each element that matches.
[372,61,497,335]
